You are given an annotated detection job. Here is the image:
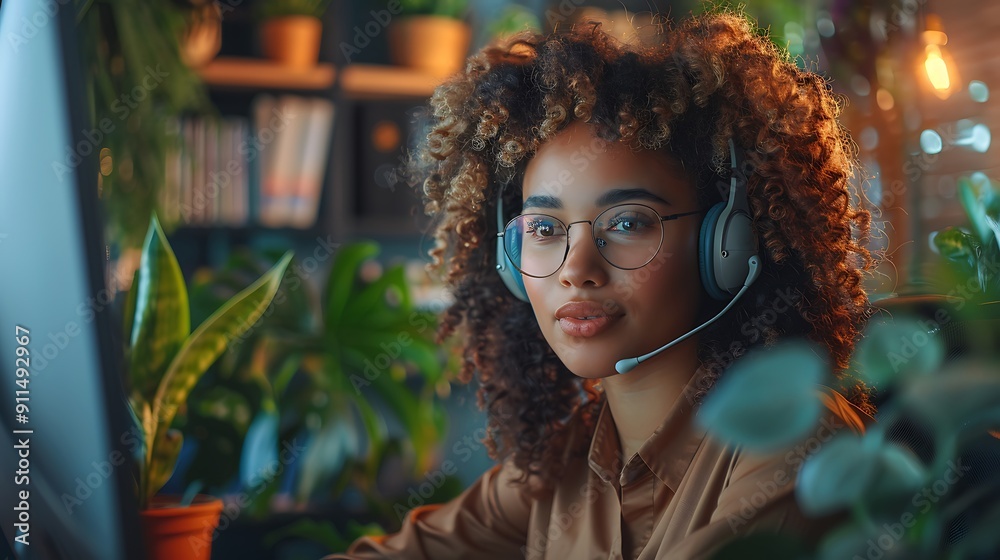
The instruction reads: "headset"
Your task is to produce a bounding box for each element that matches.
[495,184,529,302]
[495,138,762,374]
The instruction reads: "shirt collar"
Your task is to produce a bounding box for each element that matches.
[587,372,710,492]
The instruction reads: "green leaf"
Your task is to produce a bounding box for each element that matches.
[487,5,542,39]
[433,0,469,19]
[269,349,305,403]
[697,341,825,452]
[261,518,350,553]
[136,399,154,508]
[866,443,926,507]
[129,214,190,404]
[148,251,293,499]
[324,242,378,327]
[147,429,183,508]
[353,396,390,475]
[398,338,444,384]
[796,435,880,516]
[933,227,978,270]
[181,415,246,491]
[180,480,204,507]
[984,205,1000,247]
[959,176,994,245]
[851,315,945,386]
[898,362,1000,459]
[344,266,409,323]
[363,363,436,471]
[240,410,279,489]
[297,408,359,502]
[255,0,333,19]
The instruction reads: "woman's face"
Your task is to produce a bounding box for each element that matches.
[520,120,704,380]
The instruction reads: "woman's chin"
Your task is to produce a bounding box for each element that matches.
[562,358,620,379]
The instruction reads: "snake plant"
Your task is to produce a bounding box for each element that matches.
[123,214,292,509]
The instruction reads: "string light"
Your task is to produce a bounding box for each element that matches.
[920,14,959,99]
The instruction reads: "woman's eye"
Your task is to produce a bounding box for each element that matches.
[527,220,557,237]
[607,214,650,233]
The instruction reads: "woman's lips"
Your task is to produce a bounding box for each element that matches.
[558,315,619,337]
[554,301,622,338]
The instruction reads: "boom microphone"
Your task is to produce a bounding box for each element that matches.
[614,256,761,374]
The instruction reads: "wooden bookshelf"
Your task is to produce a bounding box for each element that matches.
[197,58,444,98]
[197,57,336,90]
[340,64,445,99]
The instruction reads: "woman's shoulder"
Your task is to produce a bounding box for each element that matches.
[703,385,872,497]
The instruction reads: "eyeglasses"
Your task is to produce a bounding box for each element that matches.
[498,203,708,278]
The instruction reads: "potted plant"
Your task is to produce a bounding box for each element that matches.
[929,175,1000,332]
[123,214,292,559]
[388,0,472,78]
[256,0,334,68]
[77,0,210,249]
[176,0,224,68]
[691,174,1000,559]
[171,242,459,555]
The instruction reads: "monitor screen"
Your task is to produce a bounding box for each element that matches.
[0,2,142,559]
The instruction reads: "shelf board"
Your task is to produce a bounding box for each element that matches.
[169,224,324,238]
[198,57,336,90]
[340,64,445,99]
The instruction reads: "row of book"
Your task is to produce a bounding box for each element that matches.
[160,94,336,229]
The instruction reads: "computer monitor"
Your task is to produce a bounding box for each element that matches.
[0,2,143,559]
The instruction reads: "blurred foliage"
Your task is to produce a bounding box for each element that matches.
[486,4,541,41]
[76,0,211,249]
[254,0,334,20]
[177,241,463,539]
[701,175,1000,555]
[397,0,469,20]
[683,0,810,61]
[701,312,1000,558]
[696,342,825,451]
[179,246,318,494]
[261,518,385,555]
[931,176,1000,302]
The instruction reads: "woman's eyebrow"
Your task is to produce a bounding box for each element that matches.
[522,194,561,210]
[522,188,670,211]
[595,188,671,207]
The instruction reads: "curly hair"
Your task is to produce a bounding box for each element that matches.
[404,9,876,495]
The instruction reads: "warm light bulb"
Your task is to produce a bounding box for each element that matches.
[924,45,951,91]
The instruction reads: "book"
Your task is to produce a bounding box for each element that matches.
[291,98,336,228]
[262,95,310,227]
[252,94,278,225]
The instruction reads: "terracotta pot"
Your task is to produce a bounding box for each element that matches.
[140,495,224,560]
[388,16,472,78]
[261,16,323,69]
[181,3,223,68]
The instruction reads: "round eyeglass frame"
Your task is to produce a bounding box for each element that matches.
[498,204,709,278]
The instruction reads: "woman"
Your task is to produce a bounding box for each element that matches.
[329,9,874,559]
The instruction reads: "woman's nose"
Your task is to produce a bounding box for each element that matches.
[558,222,610,289]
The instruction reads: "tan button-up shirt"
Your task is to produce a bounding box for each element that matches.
[326,375,869,560]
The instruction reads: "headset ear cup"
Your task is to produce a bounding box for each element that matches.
[505,258,529,303]
[699,202,730,300]
[496,229,530,302]
[495,192,530,302]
